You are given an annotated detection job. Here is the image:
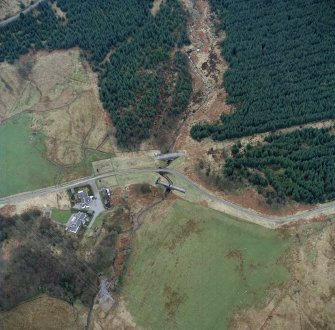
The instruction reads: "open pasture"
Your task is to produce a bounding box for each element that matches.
[124,199,292,329]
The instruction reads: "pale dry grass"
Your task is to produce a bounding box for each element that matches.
[1,49,116,166]
[232,222,335,329]
[0,295,87,330]
[51,1,66,19]
[96,138,115,153]
[31,49,90,99]
[0,191,71,217]
[0,63,39,122]
[0,0,30,20]
[86,102,111,151]
[34,91,101,165]
[92,150,158,174]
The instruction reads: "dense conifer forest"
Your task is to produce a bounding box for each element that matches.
[191,0,335,141]
[0,0,192,148]
[224,128,335,204]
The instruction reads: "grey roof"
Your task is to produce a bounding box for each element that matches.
[67,212,88,234]
[78,190,91,206]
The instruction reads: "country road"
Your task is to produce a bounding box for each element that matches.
[1,0,333,228]
[1,167,335,227]
[0,0,46,28]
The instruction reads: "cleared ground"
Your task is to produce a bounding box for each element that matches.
[0,0,31,20]
[0,49,114,197]
[150,0,163,16]
[123,199,291,329]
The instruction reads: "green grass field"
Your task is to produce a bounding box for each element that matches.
[124,200,292,329]
[171,174,207,203]
[0,113,114,197]
[0,114,60,197]
[116,172,157,187]
[51,209,72,224]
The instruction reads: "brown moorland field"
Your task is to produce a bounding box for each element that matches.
[232,220,335,329]
[0,49,115,196]
[1,49,115,165]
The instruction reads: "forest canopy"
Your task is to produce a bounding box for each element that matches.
[191,0,335,141]
[0,0,192,148]
[224,128,335,204]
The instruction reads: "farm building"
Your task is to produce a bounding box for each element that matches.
[78,190,92,208]
[66,212,89,234]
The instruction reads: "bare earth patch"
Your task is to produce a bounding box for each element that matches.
[225,188,314,217]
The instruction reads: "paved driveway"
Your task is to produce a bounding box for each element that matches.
[88,180,105,228]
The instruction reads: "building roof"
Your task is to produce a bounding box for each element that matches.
[67,212,88,234]
[78,190,91,207]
